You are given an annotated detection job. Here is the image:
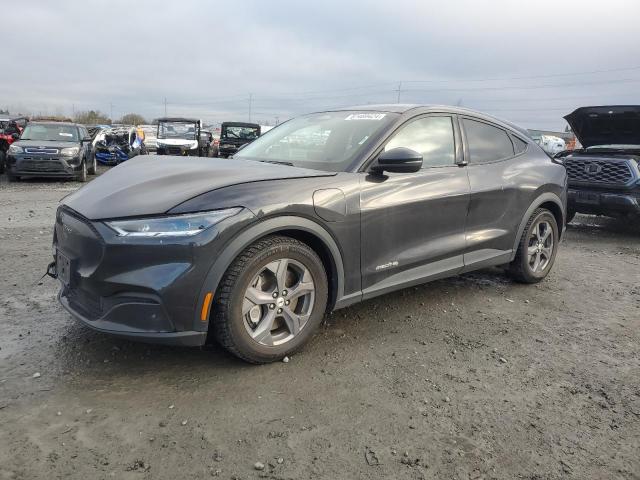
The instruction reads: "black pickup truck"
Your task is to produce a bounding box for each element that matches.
[557,106,640,223]
[217,122,260,158]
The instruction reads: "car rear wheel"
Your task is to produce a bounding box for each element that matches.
[509,208,559,283]
[0,150,5,174]
[212,235,328,363]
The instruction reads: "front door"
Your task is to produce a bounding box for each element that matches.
[360,114,470,298]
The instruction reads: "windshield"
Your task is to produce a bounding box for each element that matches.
[158,122,197,140]
[235,111,396,172]
[221,125,259,140]
[21,124,79,142]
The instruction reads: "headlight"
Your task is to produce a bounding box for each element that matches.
[8,144,22,154]
[105,208,242,237]
[60,147,80,156]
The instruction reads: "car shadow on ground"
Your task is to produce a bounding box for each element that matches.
[50,265,515,384]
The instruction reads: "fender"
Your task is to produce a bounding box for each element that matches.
[193,215,346,332]
[510,191,565,261]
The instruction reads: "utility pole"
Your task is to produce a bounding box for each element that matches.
[395,82,403,104]
[72,103,75,118]
[110,103,114,124]
[275,116,279,125]
[248,93,253,122]
[164,97,167,117]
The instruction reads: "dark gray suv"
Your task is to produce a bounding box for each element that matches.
[7,121,96,182]
[52,105,568,363]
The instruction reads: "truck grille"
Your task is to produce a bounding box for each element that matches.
[166,146,183,155]
[564,158,633,186]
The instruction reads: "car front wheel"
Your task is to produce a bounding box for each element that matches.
[509,208,559,283]
[76,160,87,182]
[212,235,328,363]
[87,153,97,175]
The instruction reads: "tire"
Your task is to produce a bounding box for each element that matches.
[566,208,576,224]
[212,235,328,363]
[6,172,17,182]
[87,153,97,175]
[0,150,5,174]
[509,208,559,284]
[76,161,87,182]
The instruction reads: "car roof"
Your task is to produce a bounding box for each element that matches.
[328,104,531,139]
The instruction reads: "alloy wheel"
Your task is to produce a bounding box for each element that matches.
[242,258,315,346]
[527,220,554,273]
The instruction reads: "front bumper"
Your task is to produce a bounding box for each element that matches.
[156,145,198,156]
[53,206,254,346]
[8,153,83,177]
[568,187,640,215]
[59,290,207,345]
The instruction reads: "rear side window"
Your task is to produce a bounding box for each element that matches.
[385,116,455,168]
[463,119,514,163]
[512,136,528,154]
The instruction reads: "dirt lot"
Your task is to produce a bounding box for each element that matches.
[0,169,639,480]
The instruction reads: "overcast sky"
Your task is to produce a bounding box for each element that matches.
[2,0,639,130]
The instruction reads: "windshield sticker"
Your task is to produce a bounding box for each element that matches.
[59,132,73,137]
[345,113,386,121]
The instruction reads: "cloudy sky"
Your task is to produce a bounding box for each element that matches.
[2,0,639,130]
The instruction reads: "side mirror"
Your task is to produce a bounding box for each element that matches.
[372,147,422,173]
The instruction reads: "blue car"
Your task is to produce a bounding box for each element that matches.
[94,126,144,165]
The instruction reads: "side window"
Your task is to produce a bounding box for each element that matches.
[512,135,528,154]
[463,119,514,163]
[385,116,455,168]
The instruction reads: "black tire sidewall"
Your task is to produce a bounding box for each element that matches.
[77,161,87,182]
[220,242,328,362]
[88,153,97,175]
[518,210,559,282]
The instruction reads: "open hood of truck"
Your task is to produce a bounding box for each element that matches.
[564,105,640,148]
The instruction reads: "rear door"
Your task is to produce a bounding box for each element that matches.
[460,117,527,270]
[360,114,470,298]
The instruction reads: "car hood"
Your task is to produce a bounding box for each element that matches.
[62,156,335,220]
[564,105,640,148]
[15,139,79,149]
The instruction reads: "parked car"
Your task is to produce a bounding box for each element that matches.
[6,121,95,181]
[51,105,567,363]
[156,117,208,156]
[555,106,640,223]
[218,122,260,157]
[535,135,566,156]
[93,126,144,165]
[0,116,28,174]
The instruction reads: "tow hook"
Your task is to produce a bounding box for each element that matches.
[45,261,57,280]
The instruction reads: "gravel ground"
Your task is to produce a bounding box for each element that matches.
[0,168,639,480]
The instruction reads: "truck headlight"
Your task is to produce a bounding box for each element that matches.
[60,147,80,156]
[8,144,22,154]
[105,208,242,237]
